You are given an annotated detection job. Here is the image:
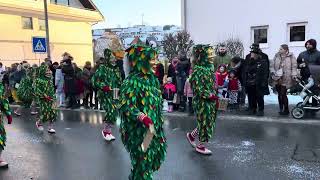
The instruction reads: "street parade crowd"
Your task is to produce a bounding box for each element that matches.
[0,38,319,179]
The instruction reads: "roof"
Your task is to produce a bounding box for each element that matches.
[80,0,104,21]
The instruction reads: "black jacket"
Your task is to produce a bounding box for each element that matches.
[297,49,320,84]
[62,60,76,94]
[243,55,270,96]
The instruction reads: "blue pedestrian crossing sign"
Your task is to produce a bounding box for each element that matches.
[32,37,47,53]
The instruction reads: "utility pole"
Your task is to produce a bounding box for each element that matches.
[142,13,144,26]
[43,0,51,60]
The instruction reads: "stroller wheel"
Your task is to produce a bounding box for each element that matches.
[291,107,305,119]
[296,102,303,107]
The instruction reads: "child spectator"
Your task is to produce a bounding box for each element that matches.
[215,64,228,97]
[163,77,176,113]
[227,70,242,110]
[184,76,194,115]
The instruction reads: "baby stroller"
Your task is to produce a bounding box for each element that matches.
[289,77,320,119]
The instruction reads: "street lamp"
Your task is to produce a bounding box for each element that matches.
[43,0,51,60]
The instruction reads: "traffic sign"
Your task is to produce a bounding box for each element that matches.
[32,37,47,53]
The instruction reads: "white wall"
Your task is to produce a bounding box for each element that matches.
[183,0,320,58]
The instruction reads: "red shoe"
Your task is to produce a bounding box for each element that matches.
[186,132,196,147]
[102,130,115,141]
[196,144,212,155]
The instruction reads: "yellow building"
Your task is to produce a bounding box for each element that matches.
[0,0,103,66]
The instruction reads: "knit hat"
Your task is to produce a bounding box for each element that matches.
[250,43,261,54]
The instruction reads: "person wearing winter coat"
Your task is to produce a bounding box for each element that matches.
[184,76,194,115]
[243,45,270,116]
[297,39,320,85]
[215,64,228,97]
[227,70,242,110]
[82,61,93,109]
[163,77,176,113]
[213,44,232,71]
[270,44,297,115]
[230,57,246,106]
[55,63,65,107]
[61,54,77,109]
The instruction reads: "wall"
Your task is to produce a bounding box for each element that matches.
[183,0,320,58]
[0,13,93,66]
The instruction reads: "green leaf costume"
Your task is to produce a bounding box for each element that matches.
[190,45,217,142]
[91,48,122,124]
[17,67,36,108]
[33,65,57,123]
[119,45,167,180]
[0,84,12,150]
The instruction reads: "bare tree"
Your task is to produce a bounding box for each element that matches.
[163,33,178,61]
[162,31,194,61]
[176,31,194,58]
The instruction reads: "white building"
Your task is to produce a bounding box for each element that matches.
[181,0,320,58]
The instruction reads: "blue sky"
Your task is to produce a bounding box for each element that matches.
[92,0,181,29]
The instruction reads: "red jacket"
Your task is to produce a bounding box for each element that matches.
[215,71,228,86]
[228,78,240,91]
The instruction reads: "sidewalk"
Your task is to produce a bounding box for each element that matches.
[165,104,320,125]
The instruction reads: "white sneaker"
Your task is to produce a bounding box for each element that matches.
[196,145,212,155]
[36,121,44,131]
[48,128,56,134]
[31,111,38,115]
[14,111,21,116]
[102,130,116,141]
[0,161,8,168]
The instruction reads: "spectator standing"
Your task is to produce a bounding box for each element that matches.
[184,72,194,115]
[176,54,191,112]
[163,77,176,113]
[243,45,270,116]
[55,62,65,107]
[61,53,77,109]
[168,57,179,109]
[227,70,242,110]
[270,44,297,115]
[213,44,232,71]
[297,39,320,85]
[82,61,93,109]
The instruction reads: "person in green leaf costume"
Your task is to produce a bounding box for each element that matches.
[0,83,13,168]
[186,44,218,155]
[119,44,167,180]
[17,65,38,114]
[91,48,122,141]
[34,65,57,134]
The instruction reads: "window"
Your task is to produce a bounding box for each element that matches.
[288,23,306,42]
[22,17,33,29]
[252,26,268,44]
[50,0,69,6]
[39,19,46,31]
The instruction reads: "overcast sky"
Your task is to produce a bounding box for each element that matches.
[92,0,181,29]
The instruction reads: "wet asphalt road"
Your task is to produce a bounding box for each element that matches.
[0,107,319,180]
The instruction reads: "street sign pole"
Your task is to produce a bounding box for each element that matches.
[43,0,51,60]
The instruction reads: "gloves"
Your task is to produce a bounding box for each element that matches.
[138,113,153,128]
[7,115,12,124]
[44,96,53,102]
[102,86,111,92]
[209,94,218,101]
